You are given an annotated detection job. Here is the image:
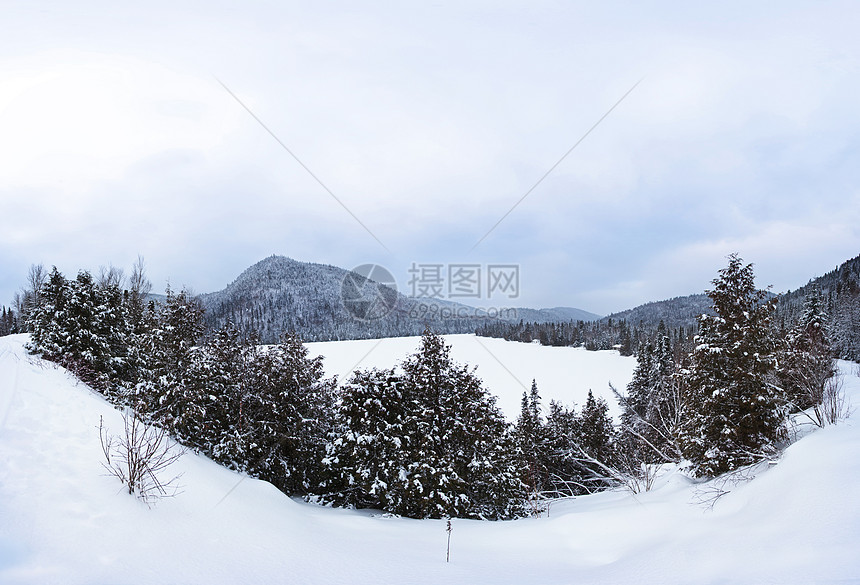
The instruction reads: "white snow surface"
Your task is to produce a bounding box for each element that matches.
[306,334,636,419]
[1,333,860,584]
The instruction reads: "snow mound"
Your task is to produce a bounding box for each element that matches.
[1,335,859,584]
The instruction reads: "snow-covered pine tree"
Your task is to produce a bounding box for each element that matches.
[542,400,584,496]
[830,267,860,360]
[323,367,411,511]
[243,332,336,495]
[26,267,70,359]
[617,321,683,466]
[26,268,131,392]
[325,330,524,519]
[542,394,619,496]
[134,286,205,429]
[397,330,470,518]
[513,380,551,496]
[681,254,783,477]
[93,278,134,392]
[180,321,250,458]
[578,390,617,473]
[400,330,526,519]
[776,287,836,412]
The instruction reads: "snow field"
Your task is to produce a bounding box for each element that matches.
[1,334,859,584]
[306,334,636,419]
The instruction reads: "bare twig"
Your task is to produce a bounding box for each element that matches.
[99,410,185,506]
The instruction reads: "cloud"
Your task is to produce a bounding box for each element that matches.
[2,1,860,315]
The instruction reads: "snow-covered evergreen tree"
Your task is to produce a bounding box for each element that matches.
[26,268,132,392]
[324,368,410,511]
[325,330,525,519]
[399,330,525,519]
[134,286,205,429]
[617,321,684,465]
[26,267,70,359]
[578,390,616,468]
[513,380,551,496]
[681,254,783,477]
[776,287,836,412]
[244,332,336,494]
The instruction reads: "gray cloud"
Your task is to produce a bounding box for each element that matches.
[2,1,859,315]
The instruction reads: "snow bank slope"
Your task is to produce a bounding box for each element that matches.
[1,335,859,584]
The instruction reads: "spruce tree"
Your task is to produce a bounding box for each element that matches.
[26,267,70,359]
[578,390,616,469]
[618,321,683,465]
[543,400,586,496]
[777,287,836,412]
[245,332,336,494]
[324,368,409,511]
[324,329,525,519]
[134,286,205,428]
[681,254,783,477]
[514,380,551,495]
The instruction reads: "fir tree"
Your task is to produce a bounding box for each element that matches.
[324,329,525,519]
[398,330,522,519]
[245,332,336,494]
[134,286,205,428]
[26,267,70,359]
[578,390,616,469]
[617,321,683,465]
[681,254,783,477]
[324,368,410,511]
[514,380,551,495]
[25,268,128,390]
[543,400,586,495]
[776,287,836,412]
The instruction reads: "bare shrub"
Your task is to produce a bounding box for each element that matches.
[625,462,661,494]
[817,376,851,426]
[99,410,184,506]
[692,463,761,510]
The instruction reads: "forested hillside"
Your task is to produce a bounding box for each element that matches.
[478,253,860,362]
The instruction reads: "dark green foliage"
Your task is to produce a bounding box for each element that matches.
[776,287,836,412]
[477,314,698,358]
[26,268,132,391]
[323,368,409,511]
[24,264,337,501]
[325,330,526,519]
[773,252,860,362]
[0,306,17,336]
[681,255,784,477]
[134,286,206,426]
[510,381,622,499]
[617,321,684,466]
[514,380,551,495]
[243,333,336,494]
[542,400,587,495]
[578,390,617,471]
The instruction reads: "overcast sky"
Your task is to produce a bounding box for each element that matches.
[2,1,859,315]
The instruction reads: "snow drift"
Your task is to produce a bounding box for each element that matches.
[1,334,859,584]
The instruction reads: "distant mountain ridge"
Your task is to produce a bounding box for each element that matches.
[199,256,602,343]
[601,294,714,331]
[516,306,603,323]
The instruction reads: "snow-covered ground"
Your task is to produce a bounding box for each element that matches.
[306,334,636,419]
[1,333,859,584]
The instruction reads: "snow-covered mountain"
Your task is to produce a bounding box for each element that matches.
[199,256,601,342]
[510,306,603,323]
[601,293,714,330]
[2,333,859,584]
